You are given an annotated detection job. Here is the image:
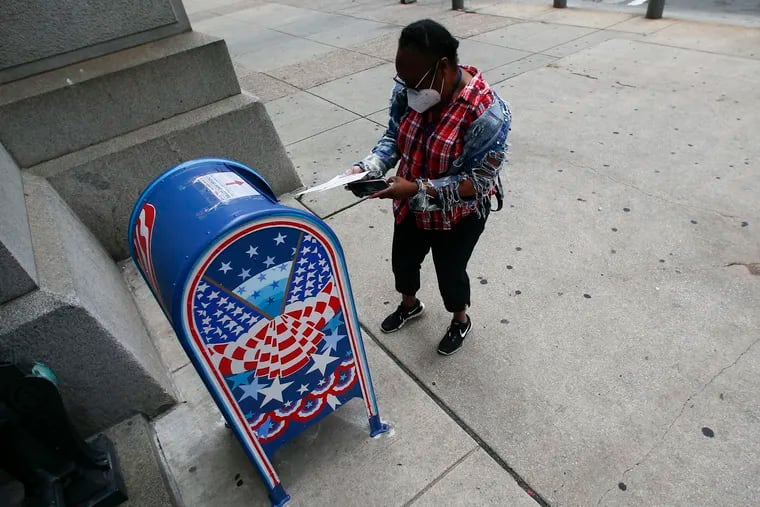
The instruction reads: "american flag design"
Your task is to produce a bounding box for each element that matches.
[188,225,361,450]
[133,203,161,299]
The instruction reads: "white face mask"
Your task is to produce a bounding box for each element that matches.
[406,61,445,113]
[407,88,442,113]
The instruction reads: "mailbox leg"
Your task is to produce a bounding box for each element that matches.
[369,415,390,437]
[269,484,291,507]
[553,0,567,8]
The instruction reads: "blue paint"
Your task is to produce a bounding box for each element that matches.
[128,159,386,505]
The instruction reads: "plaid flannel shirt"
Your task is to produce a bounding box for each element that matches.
[358,66,511,230]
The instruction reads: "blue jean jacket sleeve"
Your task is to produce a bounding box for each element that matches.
[356,84,406,177]
[424,92,511,218]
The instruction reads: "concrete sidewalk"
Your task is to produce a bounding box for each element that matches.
[124,247,537,507]
[153,0,760,505]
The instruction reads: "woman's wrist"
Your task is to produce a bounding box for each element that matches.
[414,179,428,198]
[419,179,436,197]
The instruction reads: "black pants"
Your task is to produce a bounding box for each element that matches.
[392,211,487,313]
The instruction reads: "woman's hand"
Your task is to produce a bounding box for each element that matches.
[371,176,418,200]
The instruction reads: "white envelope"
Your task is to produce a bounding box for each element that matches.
[296,171,369,196]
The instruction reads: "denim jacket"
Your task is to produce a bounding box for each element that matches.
[356,82,512,219]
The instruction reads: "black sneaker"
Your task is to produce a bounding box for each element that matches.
[437,316,472,356]
[380,300,425,333]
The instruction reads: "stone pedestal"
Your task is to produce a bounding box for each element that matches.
[0,175,176,435]
[0,146,36,304]
[0,0,301,433]
[0,0,191,83]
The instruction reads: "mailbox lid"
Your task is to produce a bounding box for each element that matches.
[129,159,280,321]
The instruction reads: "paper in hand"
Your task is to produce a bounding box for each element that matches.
[297,171,368,196]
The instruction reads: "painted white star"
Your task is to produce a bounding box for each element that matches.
[318,378,326,387]
[274,233,287,245]
[219,297,228,305]
[284,400,293,408]
[238,268,251,280]
[263,256,276,268]
[297,384,309,395]
[202,316,211,326]
[247,315,259,325]
[259,377,294,407]
[327,394,342,410]
[293,276,304,285]
[304,234,314,243]
[307,351,338,375]
[197,282,209,292]
[219,262,232,274]
[225,302,235,311]
[232,307,243,316]
[246,246,259,258]
[208,291,219,300]
[220,315,231,324]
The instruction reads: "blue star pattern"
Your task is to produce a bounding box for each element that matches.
[192,227,301,344]
[207,227,299,316]
[285,234,332,304]
[191,223,363,454]
[193,282,261,345]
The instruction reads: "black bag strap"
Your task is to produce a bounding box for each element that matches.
[491,174,505,212]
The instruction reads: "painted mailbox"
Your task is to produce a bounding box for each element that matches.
[128,159,387,506]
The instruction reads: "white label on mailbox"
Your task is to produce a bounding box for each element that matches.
[195,172,260,202]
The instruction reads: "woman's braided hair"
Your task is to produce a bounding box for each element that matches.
[399,19,459,64]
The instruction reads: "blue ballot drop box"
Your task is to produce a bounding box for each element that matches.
[128,158,388,506]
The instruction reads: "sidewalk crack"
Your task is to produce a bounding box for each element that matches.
[635,39,760,63]
[577,162,741,220]
[362,326,550,506]
[403,447,479,506]
[597,335,760,506]
[570,71,599,80]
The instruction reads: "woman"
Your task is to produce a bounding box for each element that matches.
[348,19,511,356]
